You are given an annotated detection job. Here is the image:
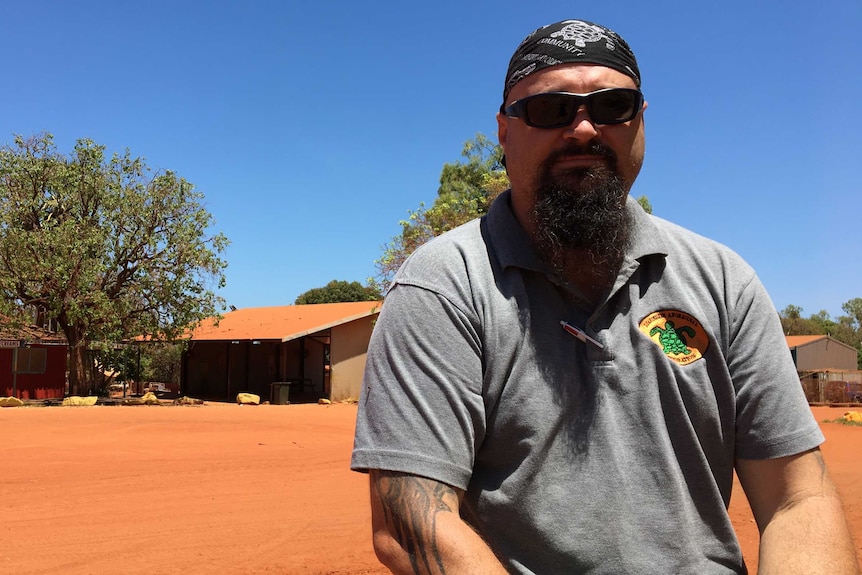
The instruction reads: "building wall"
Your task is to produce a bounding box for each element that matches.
[280,339,302,381]
[184,340,282,401]
[246,341,281,399]
[1,344,67,399]
[274,337,326,396]
[303,336,327,397]
[330,316,375,402]
[184,341,229,399]
[794,337,857,371]
[184,313,379,403]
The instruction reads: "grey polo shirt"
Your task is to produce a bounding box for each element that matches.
[352,190,822,574]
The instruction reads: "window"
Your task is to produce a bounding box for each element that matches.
[15,348,47,374]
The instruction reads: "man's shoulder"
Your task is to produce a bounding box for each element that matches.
[393,217,490,285]
[646,213,752,268]
[409,217,486,261]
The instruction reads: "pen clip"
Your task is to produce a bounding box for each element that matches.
[560,320,604,350]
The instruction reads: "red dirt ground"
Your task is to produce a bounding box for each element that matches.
[2,403,859,574]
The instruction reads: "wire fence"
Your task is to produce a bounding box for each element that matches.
[800,370,862,404]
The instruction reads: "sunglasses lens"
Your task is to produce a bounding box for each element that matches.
[524,94,579,128]
[591,90,640,124]
[511,89,642,127]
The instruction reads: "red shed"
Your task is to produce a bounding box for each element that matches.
[0,325,68,400]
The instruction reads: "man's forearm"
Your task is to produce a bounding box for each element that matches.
[743,451,860,575]
[370,471,509,575]
[757,491,859,575]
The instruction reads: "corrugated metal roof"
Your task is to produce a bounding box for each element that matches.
[0,322,67,344]
[189,301,382,342]
[786,335,828,348]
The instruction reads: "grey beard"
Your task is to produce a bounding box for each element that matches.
[531,155,631,276]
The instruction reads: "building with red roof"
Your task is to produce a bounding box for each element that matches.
[183,301,381,403]
[786,335,861,404]
[785,335,857,371]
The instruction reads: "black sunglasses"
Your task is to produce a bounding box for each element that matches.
[502,88,644,128]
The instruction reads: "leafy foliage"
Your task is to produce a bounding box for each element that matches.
[780,301,862,369]
[637,195,653,214]
[0,133,229,394]
[375,134,508,288]
[295,279,382,304]
[827,417,862,427]
[98,341,186,386]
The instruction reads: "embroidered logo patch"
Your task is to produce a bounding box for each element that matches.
[639,310,709,365]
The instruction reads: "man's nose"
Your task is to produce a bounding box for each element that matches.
[563,107,600,142]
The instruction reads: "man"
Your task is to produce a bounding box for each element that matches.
[351,19,859,574]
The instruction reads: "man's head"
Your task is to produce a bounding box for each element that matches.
[502,20,641,105]
[496,20,647,271]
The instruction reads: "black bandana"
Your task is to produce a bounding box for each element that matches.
[503,20,641,104]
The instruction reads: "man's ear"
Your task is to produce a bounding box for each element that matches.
[497,111,509,152]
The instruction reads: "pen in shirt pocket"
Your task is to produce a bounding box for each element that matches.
[560,320,604,349]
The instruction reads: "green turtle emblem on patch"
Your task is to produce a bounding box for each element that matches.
[649,320,697,356]
[640,311,709,365]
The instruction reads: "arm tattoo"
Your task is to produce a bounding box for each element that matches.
[373,471,456,575]
[812,448,828,482]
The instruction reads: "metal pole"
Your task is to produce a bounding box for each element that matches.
[12,347,18,398]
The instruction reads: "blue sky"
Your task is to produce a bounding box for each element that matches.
[2,0,860,319]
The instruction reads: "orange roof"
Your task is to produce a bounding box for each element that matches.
[189,301,382,342]
[785,335,828,348]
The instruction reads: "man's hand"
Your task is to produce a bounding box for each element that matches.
[737,448,860,574]
[369,470,509,575]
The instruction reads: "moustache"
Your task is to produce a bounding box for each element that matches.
[547,142,617,164]
[539,143,620,185]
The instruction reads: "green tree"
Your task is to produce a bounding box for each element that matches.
[809,310,857,346]
[141,341,185,385]
[637,195,653,214]
[376,133,654,288]
[295,279,382,304]
[376,134,507,288]
[780,302,862,368]
[780,305,823,336]
[839,298,862,368]
[0,133,228,395]
[99,341,186,387]
[841,298,862,329]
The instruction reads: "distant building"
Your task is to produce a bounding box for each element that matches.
[0,324,68,400]
[786,335,858,371]
[183,301,381,403]
[787,335,862,404]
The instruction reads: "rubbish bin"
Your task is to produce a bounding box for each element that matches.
[271,382,291,405]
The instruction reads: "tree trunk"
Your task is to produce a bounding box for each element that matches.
[67,343,90,396]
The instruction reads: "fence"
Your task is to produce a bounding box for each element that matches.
[800,370,862,404]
